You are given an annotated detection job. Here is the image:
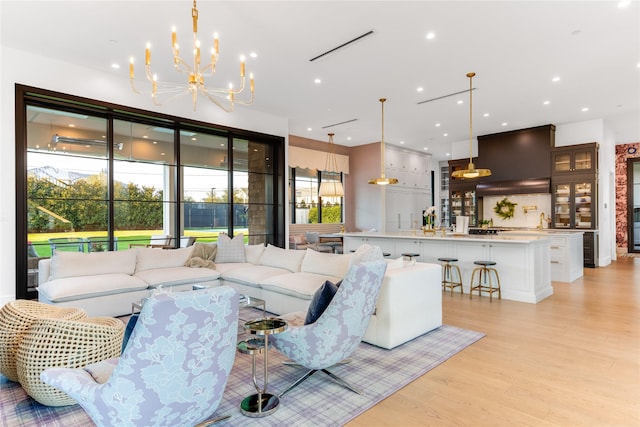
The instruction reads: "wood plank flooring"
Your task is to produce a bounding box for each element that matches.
[347,258,640,427]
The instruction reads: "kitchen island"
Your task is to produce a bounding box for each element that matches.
[343,231,552,303]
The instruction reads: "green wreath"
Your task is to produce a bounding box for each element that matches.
[494,197,517,220]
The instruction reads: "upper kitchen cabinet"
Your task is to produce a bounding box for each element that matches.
[551,143,598,175]
[385,145,432,190]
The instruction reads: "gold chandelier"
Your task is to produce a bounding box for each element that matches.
[129,0,255,113]
[368,98,398,185]
[451,72,491,179]
[318,133,345,197]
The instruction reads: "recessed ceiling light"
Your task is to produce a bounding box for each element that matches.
[191,137,197,141]
[543,100,551,105]
[160,152,165,156]
[426,32,435,40]
[443,133,448,137]
[423,147,428,151]
[552,76,561,83]
[152,141,158,144]
[111,63,120,69]
[445,152,450,156]
[347,137,352,141]
[399,141,405,144]
[581,107,589,112]
[417,87,424,92]
[502,122,508,126]
[307,127,312,131]
[435,123,441,127]
[143,135,148,139]
[483,113,490,117]
[457,100,463,104]
[220,143,225,147]
[314,78,321,84]
[68,124,75,127]
[250,52,258,58]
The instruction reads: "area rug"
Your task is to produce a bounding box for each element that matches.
[0,324,483,427]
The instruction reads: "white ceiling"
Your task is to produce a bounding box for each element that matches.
[2,1,639,161]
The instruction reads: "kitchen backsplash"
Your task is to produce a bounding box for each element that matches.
[482,194,552,228]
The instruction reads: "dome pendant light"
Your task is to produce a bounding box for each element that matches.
[368,98,398,185]
[451,72,491,179]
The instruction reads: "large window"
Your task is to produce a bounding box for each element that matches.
[17,85,285,299]
[289,167,343,224]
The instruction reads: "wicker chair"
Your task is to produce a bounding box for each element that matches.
[0,300,86,382]
[16,316,124,406]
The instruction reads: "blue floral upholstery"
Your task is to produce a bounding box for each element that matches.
[270,260,387,395]
[41,286,239,427]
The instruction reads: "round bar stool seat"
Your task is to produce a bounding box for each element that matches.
[401,253,420,261]
[437,258,463,295]
[469,260,501,301]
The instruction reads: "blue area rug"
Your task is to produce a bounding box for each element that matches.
[0,324,483,426]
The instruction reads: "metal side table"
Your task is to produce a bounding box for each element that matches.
[237,317,287,417]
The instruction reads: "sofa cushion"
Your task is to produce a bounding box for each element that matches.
[245,244,265,264]
[222,265,290,287]
[134,266,220,287]
[304,279,341,325]
[301,249,352,278]
[214,262,254,275]
[38,274,148,302]
[135,247,194,272]
[260,272,343,300]
[259,244,306,272]
[49,249,137,280]
[215,234,246,263]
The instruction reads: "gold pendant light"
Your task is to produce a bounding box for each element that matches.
[451,72,491,179]
[368,98,398,185]
[318,133,345,197]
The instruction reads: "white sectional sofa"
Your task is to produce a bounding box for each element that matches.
[38,242,443,349]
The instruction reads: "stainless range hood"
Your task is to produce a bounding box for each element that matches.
[476,178,550,196]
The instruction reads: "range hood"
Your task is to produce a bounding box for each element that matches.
[476,178,550,196]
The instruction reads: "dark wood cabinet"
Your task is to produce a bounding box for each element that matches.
[551,142,598,267]
[551,143,598,175]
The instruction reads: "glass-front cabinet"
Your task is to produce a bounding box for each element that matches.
[450,188,477,227]
[551,143,597,175]
[552,179,595,229]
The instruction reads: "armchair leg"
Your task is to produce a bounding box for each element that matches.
[321,368,363,395]
[193,414,231,427]
[279,369,317,398]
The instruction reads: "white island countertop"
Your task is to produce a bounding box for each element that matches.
[342,231,553,303]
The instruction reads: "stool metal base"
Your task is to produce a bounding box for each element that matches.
[240,393,280,417]
[469,265,501,302]
[440,260,463,295]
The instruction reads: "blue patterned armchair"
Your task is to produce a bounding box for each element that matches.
[41,286,239,427]
[270,260,387,397]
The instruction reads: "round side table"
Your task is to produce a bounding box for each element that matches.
[238,317,287,417]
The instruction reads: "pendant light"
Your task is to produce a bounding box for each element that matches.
[451,72,491,179]
[318,133,345,197]
[368,98,398,185]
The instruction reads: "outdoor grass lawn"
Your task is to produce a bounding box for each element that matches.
[28,229,246,258]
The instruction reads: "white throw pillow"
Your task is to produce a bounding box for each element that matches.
[135,246,194,272]
[348,244,384,269]
[50,249,138,280]
[214,234,246,263]
[245,243,265,264]
[301,248,352,278]
[259,244,306,272]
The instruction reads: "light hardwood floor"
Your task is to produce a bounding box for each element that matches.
[348,257,640,427]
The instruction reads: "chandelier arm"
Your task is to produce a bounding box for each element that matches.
[198,87,234,113]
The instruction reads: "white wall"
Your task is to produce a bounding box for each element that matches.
[0,46,289,304]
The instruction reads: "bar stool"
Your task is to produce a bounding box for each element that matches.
[469,261,501,301]
[437,258,463,295]
[401,253,420,261]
